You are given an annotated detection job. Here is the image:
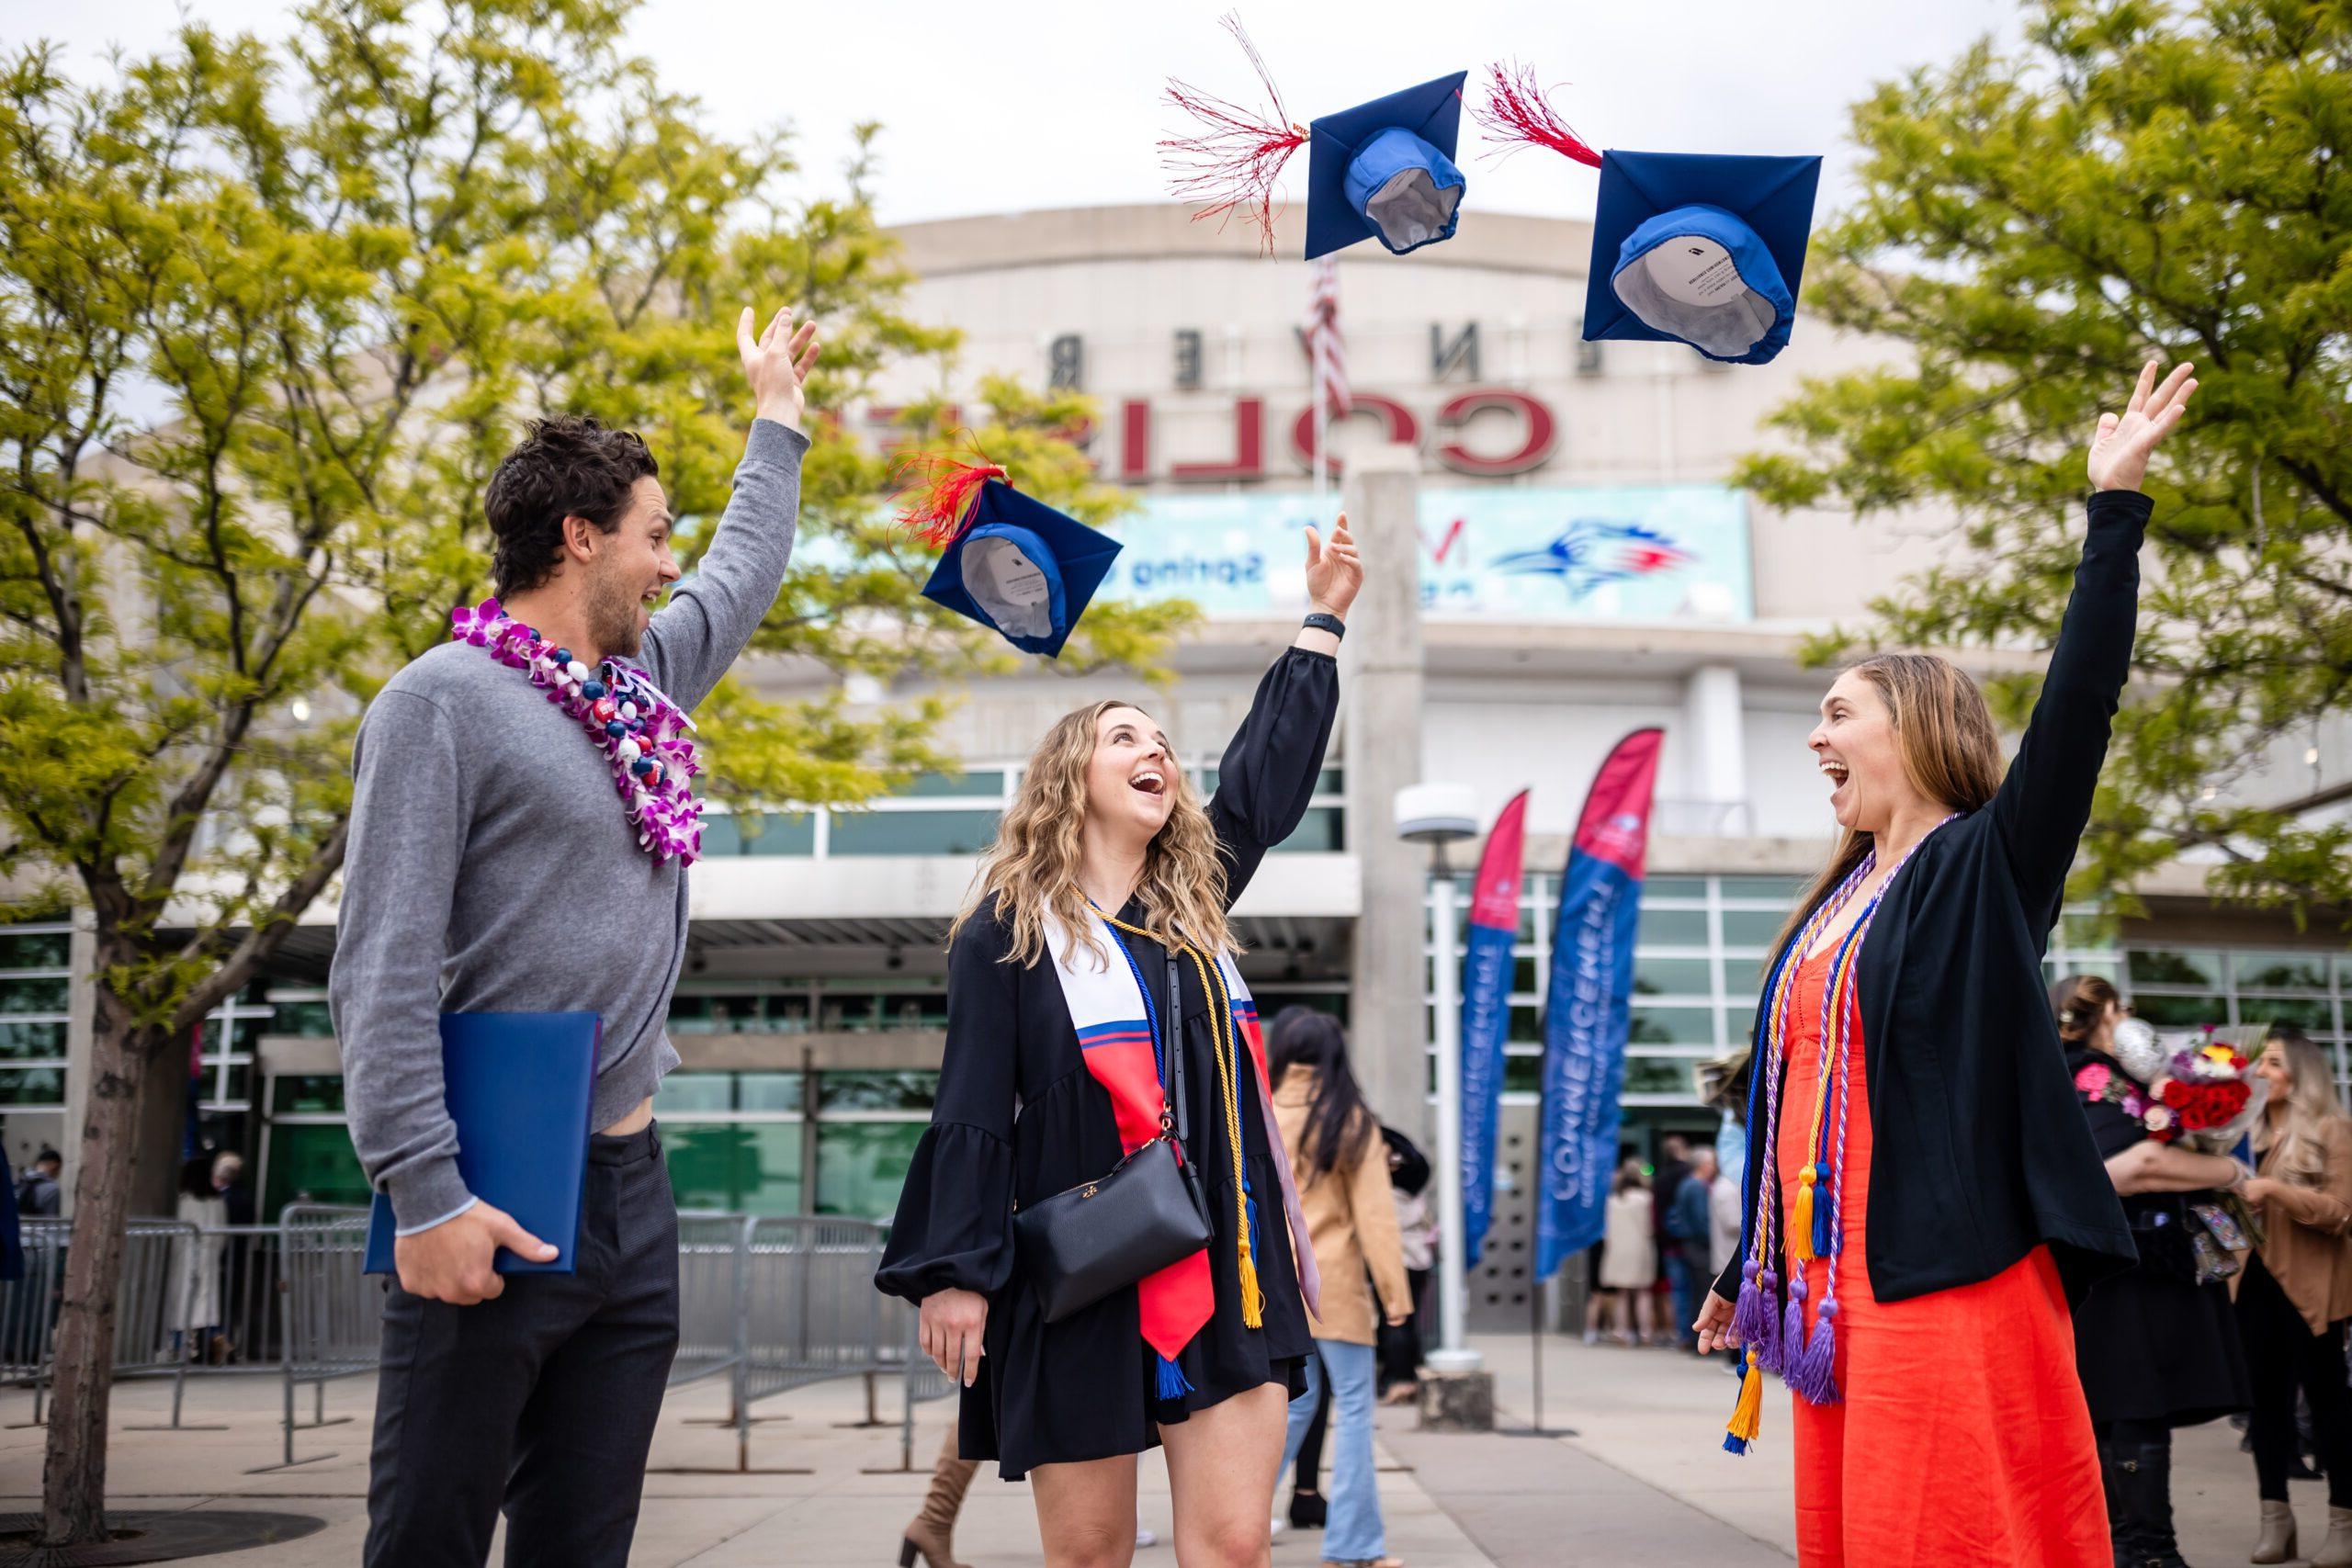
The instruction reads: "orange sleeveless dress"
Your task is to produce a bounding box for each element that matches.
[1776,948,2109,1566]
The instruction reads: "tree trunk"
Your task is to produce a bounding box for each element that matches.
[39,963,162,1548]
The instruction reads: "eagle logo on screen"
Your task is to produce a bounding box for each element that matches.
[1490,520,1693,602]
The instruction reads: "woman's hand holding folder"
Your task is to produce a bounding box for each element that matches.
[395,1199,559,1304]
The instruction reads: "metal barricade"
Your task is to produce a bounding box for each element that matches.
[0,1218,69,1424]
[0,1217,192,1427]
[256,1204,373,1471]
[896,1304,958,1472]
[727,1215,890,1471]
[670,1213,752,1393]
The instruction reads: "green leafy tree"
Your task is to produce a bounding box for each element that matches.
[0,0,1183,1543]
[1737,0,2351,918]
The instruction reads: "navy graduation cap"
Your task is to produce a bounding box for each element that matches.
[1161,16,1469,259]
[897,455,1122,660]
[1473,62,1822,366]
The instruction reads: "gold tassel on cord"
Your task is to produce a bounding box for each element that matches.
[1723,1349,1764,1454]
[1790,1165,1818,1264]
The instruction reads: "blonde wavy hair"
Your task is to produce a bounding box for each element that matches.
[952,698,1237,970]
[2254,1026,2344,1191]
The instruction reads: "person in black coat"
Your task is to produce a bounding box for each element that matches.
[2056,974,2250,1568]
[1694,362,2195,1560]
[878,517,1361,1568]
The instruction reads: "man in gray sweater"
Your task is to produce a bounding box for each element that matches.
[329,303,818,1567]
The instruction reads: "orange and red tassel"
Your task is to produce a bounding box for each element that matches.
[1471,61,1603,169]
[891,451,1006,548]
[1159,13,1307,254]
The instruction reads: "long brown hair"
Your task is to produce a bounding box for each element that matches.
[2255,1025,2343,1191]
[952,699,1237,969]
[1768,653,2007,961]
[2051,975,2123,1046]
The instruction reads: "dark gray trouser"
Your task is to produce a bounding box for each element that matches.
[364,1124,680,1568]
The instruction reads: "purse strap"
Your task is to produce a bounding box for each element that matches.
[1164,954,1190,1152]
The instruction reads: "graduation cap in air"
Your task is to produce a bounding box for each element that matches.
[1161,16,1469,259]
[897,454,1122,660]
[1472,62,1823,366]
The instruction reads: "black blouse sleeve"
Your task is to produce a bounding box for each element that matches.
[1206,647,1340,908]
[1986,489,2152,937]
[876,913,1020,1303]
[2078,1086,2149,1162]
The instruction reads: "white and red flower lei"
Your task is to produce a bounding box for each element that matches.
[450,598,703,864]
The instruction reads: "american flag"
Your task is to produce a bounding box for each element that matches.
[1305,258,1348,497]
[1304,258,1350,420]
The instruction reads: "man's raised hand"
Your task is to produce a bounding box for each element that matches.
[738,303,820,436]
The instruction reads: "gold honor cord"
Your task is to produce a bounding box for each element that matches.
[1100,912,1265,1329]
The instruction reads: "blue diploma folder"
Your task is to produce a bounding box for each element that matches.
[362,1011,601,1276]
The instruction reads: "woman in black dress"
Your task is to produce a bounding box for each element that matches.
[2055,974,2252,1568]
[877,517,1363,1567]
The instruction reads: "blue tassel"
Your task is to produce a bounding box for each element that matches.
[1811,1167,1838,1258]
[1245,1189,1263,1264]
[1722,1432,1751,1455]
[1156,1354,1193,1400]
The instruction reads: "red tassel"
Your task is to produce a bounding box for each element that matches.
[1159,13,1307,254]
[891,451,1006,548]
[1472,61,1603,169]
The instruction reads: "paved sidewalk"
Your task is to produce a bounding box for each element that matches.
[0,1332,2304,1563]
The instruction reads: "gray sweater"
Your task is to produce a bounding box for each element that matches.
[329,419,808,1232]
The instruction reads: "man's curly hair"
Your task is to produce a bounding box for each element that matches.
[484,414,660,597]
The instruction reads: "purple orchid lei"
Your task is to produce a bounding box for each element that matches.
[450,597,703,864]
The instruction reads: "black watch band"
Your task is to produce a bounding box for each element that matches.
[1303,611,1346,641]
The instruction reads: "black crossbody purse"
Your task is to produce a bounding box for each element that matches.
[1014,950,1214,1324]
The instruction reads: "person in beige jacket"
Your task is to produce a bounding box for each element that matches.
[1268,1008,1412,1568]
[2235,1024,2352,1567]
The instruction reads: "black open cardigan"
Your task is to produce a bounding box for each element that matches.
[1711,490,2150,1308]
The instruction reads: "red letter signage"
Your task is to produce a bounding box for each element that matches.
[1289,394,1421,477]
[1170,398,1265,481]
[1435,389,1555,476]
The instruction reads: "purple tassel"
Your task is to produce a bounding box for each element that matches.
[1729,1260,1766,1345]
[1753,1268,1784,1374]
[1780,1270,1808,1373]
[1156,1353,1193,1400]
[1810,1168,1838,1258]
[1789,1297,1841,1406]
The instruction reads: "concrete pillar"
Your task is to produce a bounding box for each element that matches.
[1680,663,1748,837]
[1342,444,1429,1146]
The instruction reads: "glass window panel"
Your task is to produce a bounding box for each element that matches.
[875,993,949,1032]
[738,1072,804,1113]
[270,1074,347,1114]
[0,931,70,969]
[663,1122,804,1215]
[1633,956,1713,998]
[1727,1006,1758,1046]
[818,993,876,1032]
[1630,1006,1718,1046]
[2130,993,2228,1029]
[1512,955,1541,994]
[1315,768,1344,796]
[1637,908,1710,948]
[667,994,770,1034]
[2233,953,2331,993]
[2056,915,2118,953]
[1508,1004,1544,1044]
[815,1122,927,1221]
[2052,957,2121,986]
[0,1021,67,1061]
[0,1066,66,1105]
[1273,807,1343,853]
[828,809,1001,856]
[2129,949,2222,988]
[0,978,70,1014]
[1623,1055,1701,1097]
[267,999,334,1038]
[818,1070,937,1112]
[2245,998,2334,1032]
[1501,1051,1541,1096]
[204,1065,252,1106]
[264,1123,370,1217]
[1719,910,1790,951]
[897,770,1006,798]
[652,1073,737,1114]
[1645,876,1709,901]
[1718,875,1805,902]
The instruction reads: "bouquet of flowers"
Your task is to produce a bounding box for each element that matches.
[2078,1021,2268,1152]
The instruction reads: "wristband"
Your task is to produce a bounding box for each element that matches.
[1303,612,1346,641]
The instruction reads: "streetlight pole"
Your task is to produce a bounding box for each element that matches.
[1424,857,1481,1373]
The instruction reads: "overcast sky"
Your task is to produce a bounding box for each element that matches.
[10,0,2030,226]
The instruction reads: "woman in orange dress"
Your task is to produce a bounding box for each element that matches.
[1693,360,2201,1565]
